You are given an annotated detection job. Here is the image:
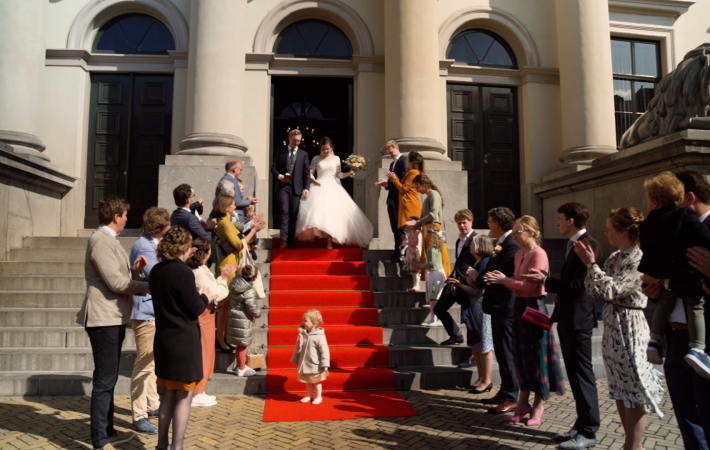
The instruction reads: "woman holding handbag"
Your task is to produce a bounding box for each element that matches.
[226,264,262,377]
[575,207,663,450]
[483,216,565,426]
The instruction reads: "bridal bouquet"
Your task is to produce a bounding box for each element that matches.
[343,154,367,177]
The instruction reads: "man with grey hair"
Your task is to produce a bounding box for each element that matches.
[218,159,257,222]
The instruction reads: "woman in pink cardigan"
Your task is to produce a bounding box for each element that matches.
[484,215,565,427]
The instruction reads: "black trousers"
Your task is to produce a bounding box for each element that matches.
[277,185,301,243]
[86,324,126,448]
[557,326,600,438]
[387,201,403,252]
[433,290,462,337]
[491,316,519,403]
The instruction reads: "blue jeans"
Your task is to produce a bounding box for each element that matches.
[86,325,126,448]
[664,325,710,450]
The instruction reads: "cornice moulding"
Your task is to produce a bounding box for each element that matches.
[608,0,695,17]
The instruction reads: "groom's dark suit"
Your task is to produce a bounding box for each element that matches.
[383,154,409,252]
[271,145,311,245]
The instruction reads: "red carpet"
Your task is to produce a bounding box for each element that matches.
[264,242,418,422]
[262,390,418,422]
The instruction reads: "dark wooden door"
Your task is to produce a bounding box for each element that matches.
[447,83,520,228]
[85,74,173,228]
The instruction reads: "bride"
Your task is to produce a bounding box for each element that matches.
[295,137,373,248]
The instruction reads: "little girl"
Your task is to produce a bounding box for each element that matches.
[291,309,331,404]
[420,225,446,326]
[402,216,422,292]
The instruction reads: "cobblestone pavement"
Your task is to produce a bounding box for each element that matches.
[0,380,683,450]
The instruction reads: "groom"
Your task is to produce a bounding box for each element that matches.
[271,129,310,249]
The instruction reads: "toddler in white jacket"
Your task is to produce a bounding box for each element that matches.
[290,309,330,405]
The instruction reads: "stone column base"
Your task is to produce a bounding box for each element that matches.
[390,137,450,161]
[158,154,260,217]
[0,130,60,170]
[559,144,617,165]
[178,132,248,156]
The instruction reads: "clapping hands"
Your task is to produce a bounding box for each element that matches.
[520,268,548,284]
[483,270,506,285]
[133,256,149,272]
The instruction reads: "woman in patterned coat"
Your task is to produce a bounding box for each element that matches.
[574,207,664,450]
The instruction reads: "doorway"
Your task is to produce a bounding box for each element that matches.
[85,73,173,229]
[270,76,354,230]
[447,83,520,229]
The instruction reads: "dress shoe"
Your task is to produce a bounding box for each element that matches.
[288,242,297,249]
[440,335,464,345]
[526,404,544,426]
[504,404,531,422]
[470,383,493,394]
[559,434,597,449]
[480,396,503,405]
[488,401,518,414]
[553,428,579,442]
[109,431,135,446]
[279,242,288,249]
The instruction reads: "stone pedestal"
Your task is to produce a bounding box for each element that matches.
[158,155,261,218]
[534,129,710,255]
[366,159,467,251]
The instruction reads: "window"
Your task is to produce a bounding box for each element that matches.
[274,20,353,59]
[612,38,661,146]
[446,30,517,69]
[94,14,175,55]
[278,102,324,119]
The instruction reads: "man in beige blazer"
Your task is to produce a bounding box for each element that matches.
[76,195,150,450]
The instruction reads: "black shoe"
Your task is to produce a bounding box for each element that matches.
[470,383,493,394]
[216,339,235,353]
[250,249,258,260]
[440,335,464,345]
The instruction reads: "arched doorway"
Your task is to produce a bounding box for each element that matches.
[269,20,354,230]
[84,13,175,228]
[446,30,520,228]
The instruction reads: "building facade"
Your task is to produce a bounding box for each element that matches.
[0,0,707,257]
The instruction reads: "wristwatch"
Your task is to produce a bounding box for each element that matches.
[586,262,597,269]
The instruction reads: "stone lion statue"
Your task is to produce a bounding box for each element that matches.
[621,43,710,149]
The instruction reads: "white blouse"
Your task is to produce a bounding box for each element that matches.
[192,265,230,306]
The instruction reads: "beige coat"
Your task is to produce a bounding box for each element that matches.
[76,227,150,327]
[193,265,230,307]
[290,327,330,374]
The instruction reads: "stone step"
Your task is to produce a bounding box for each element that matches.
[380,306,461,325]
[8,247,270,263]
[371,276,420,292]
[77,229,141,238]
[0,327,269,350]
[0,262,85,276]
[0,276,86,291]
[23,236,137,250]
[0,292,84,308]
[373,291,427,308]
[0,371,265,397]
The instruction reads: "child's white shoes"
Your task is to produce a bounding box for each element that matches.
[312,397,323,405]
[300,397,312,403]
[236,366,256,377]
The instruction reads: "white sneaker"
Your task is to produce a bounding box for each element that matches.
[429,319,443,327]
[312,397,323,405]
[202,393,216,401]
[191,393,217,407]
[300,397,312,403]
[237,367,256,377]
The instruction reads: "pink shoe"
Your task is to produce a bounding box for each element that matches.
[526,405,545,426]
[504,404,532,423]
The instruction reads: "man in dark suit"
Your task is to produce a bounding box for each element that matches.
[218,159,257,223]
[375,141,409,261]
[654,170,710,448]
[475,207,520,414]
[434,209,476,345]
[170,183,216,240]
[270,129,311,248]
[523,202,601,450]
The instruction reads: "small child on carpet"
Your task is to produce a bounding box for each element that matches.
[639,171,710,378]
[419,225,446,327]
[402,216,422,292]
[291,309,331,404]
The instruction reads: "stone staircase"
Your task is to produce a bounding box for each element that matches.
[0,234,606,396]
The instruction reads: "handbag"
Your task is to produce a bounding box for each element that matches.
[246,347,265,370]
[522,306,552,331]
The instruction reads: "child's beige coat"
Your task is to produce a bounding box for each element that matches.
[290,327,331,374]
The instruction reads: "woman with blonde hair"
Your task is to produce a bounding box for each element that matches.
[575,207,663,450]
[150,226,217,450]
[212,194,264,352]
[405,174,451,278]
[484,215,565,426]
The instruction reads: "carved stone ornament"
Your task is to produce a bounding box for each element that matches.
[621,43,710,149]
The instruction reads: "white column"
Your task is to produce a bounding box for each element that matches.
[0,0,50,162]
[555,0,617,165]
[384,0,448,161]
[179,0,248,155]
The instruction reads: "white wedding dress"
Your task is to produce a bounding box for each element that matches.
[295,155,374,247]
